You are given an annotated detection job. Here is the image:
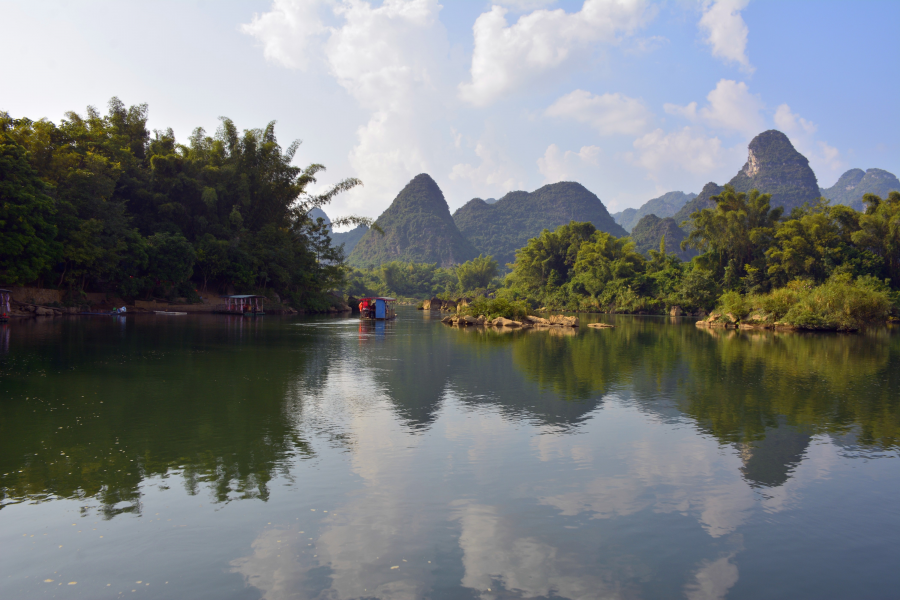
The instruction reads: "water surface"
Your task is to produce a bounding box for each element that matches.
[1,311,898,599]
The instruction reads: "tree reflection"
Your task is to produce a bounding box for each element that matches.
[0,317,315,516]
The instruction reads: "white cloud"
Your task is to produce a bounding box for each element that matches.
[494,0,559,9]
[773,104,844,176]
[545,89,652,135]
[244,0,454,217]
[241,0,327,70]
[631,126,735,181]
[665,79,764,137]
[698,0,753,72]
[449,140,524,196]
[459,0,655,106]
[774,103,817,136]
[537,143,602,184]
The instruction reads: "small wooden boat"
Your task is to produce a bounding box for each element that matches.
[154,311,187,316]
[0,289,10,322]
[358,297,397,321]
[214,295,266,316]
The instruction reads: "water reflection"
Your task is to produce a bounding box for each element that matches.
[1,313,899,599]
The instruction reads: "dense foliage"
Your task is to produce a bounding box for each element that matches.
[630,214,695,261]
[348,173,478,269]
[493,186,899,327]
[452,181,627,268]
[0,99,366,309]
[342,254,501,300]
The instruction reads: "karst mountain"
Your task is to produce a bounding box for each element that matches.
[452,182,626,267]
[347,174,479,269]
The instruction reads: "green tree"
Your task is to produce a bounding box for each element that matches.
[507,221,597,293]
[852,192,900,285]
[147,232,195,295]
[684,186,782,290]
[0,134,58,284]
[456,254,499,291]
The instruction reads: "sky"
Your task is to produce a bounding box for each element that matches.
[2,0,898,226]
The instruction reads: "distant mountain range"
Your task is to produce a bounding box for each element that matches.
[452,182,626,267]
[671,182,723,231]
[613,191,695,233]
[820,168,900,211]
[317,131,897,270]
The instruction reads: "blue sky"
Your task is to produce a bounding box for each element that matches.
[2,0,897,223]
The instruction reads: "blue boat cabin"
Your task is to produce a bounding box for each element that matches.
[359,297,396,320]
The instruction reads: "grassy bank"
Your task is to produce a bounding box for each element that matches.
[715,274,893,330]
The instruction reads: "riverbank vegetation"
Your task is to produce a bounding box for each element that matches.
[492,187,899,328]
[1,99,368,310]
[342,254,502,301]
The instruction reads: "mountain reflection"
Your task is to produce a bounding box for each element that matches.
[1,314,898,522]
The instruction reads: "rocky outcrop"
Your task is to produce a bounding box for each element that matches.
[440,313,578,329]
[727,130,820,213]
[587,322,615,329]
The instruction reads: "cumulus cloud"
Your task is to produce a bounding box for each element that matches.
[774,103,818,136]
[664,79,764,137]
[494,0,559,9]
[244,0,453,216]
[449,140,524,197]
[774,103,844,176]
[632,127,726,176]
[459,0,655,106]
[537,143,602,184]
[545,89,652,135]
[241,0,327,70]
[698,0,753,72]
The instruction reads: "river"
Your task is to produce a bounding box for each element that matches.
[1,310,898,599]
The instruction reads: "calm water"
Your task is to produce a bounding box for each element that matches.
[1,310,898,600]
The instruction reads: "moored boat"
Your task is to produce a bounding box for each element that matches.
[215,295,266,316]
[0,289,10,322]
[358,297,396,321]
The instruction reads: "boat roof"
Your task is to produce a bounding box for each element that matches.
[222,294,265,299]
[359,297,396,301]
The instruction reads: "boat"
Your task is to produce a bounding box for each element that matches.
[215,295,266,316]
[154,311,187,315]
[0,289,10,322]
[358,297,397,321]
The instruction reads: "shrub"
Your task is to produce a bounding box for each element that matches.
[459,297,530,320]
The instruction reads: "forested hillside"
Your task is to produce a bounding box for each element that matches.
[672,183,723,231]
[821,168,900,211]
[630,215,696,261]
[613,191,695,232]
[0,99,364,309]
[348,174,479,268]
[452,181,626,267]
